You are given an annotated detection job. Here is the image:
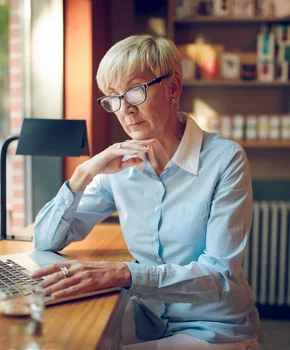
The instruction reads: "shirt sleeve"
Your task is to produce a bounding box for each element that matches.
[125,143,252,303]
[33,175,116,252]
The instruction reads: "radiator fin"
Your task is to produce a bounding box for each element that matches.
[243,201,290,306]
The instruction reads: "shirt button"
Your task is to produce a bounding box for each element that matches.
[64,200,69,205]
[154,206,159,212]
[159,182,163,187]
[157,258,162,263]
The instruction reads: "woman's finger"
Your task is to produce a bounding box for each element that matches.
[36,261,96,289]
[120,138,155,145]
[111,138,154,151]
[51,281,94,299]
[41,274,83,296]
[31,261,75,279]
[43,269,105,297]
[37,270,67,289]
[110,145,149,154]
[117,144,150,152]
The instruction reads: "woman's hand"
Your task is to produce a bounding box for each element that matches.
[30,260,132,299]
[69,138,154,191]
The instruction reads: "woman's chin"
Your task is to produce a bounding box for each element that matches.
[128,130,154,141]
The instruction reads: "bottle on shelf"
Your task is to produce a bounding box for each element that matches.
[246,115,258,140]
[258,115,269,140]
[257,24,275,82]
[269,115,280,140]
[281,115,290,140]
[232,115,245,140]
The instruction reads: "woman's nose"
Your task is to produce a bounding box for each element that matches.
[119,98,136,113]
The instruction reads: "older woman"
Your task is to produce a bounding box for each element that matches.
[32,35,260,349]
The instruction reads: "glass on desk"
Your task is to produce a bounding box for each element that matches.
[0,288,64,350]
[0,287,45,349]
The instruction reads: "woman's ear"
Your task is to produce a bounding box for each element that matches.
[169,72,182,103]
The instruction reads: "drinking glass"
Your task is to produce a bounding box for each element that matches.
[0,288,45,350]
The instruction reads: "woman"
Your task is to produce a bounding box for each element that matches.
[32,35,260,349]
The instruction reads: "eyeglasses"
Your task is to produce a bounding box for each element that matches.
[97,74,170,113]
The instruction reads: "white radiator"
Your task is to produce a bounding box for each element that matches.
[243,201,290,306]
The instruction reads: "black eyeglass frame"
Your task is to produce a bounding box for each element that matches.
[97,73,171,113]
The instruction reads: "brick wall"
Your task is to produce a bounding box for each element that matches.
[8,0,25,235]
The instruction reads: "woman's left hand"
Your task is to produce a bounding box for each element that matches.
[30,260,132,299]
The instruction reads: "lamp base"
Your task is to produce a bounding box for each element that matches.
[4,235,33,241]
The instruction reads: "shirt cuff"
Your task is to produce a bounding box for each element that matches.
[65,180,84,196]
[124,262,159,299]
[54,180,83,205]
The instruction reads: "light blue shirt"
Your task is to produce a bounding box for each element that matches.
[34,115,260,343]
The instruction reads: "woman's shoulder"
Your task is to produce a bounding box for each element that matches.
[200,132,248,176]
[202,131,245,154]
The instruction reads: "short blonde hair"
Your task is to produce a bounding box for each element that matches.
[96,35,182,94]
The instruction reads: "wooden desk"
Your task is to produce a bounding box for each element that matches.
[0,223,134,350]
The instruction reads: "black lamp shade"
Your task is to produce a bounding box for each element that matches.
[1,118,90,241]
[16,118,90,157]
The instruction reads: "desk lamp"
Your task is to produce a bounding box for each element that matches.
[0,118,90,241]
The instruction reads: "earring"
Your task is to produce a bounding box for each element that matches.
[171,98,176,104]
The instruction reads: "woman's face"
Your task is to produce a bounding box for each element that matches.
[109,71,179,140]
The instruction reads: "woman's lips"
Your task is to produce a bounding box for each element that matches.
[128,121,145,128]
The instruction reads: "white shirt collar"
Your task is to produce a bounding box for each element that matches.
[171,113,203,175]
[135,113,203,175]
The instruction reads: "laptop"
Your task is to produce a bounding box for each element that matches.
[0,250,122,305]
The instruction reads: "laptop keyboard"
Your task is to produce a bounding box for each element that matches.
[0,259,44,296]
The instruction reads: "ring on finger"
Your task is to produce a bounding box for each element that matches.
[60,266,69,278]
[121,140,130,148]
[116,140,129,149]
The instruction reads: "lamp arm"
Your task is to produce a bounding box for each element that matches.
[1,135,19,240]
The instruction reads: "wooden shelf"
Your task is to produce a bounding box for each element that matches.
[237,140,290,148]
[175,16,290,24]
[183,80,290,87]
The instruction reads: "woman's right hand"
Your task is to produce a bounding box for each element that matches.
[68,139,154,191]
